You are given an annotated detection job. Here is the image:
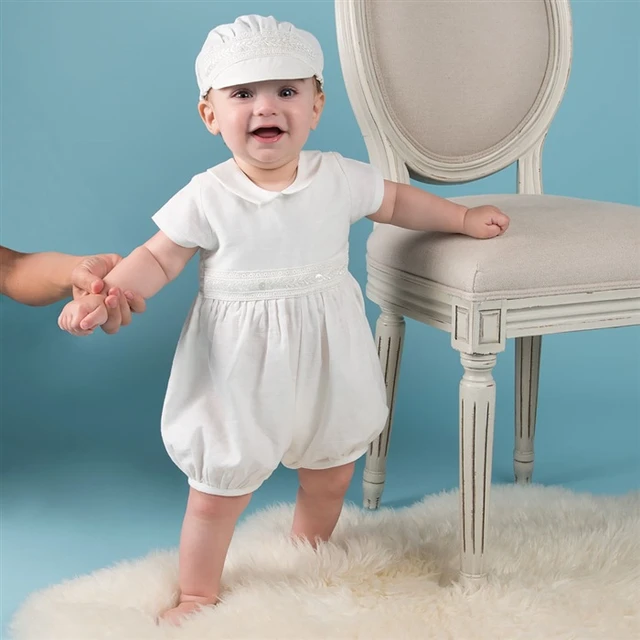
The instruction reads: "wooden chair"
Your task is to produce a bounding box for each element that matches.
[336,0,640,585]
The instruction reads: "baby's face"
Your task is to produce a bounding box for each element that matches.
[200,78,324,171]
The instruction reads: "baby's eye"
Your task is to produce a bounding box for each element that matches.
[232,90,252,99]
[279,87,297,98]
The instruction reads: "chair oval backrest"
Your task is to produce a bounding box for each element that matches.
[336,0,572,184]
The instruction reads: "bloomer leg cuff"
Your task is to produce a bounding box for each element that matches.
[188,477,264,497]
[285,446,368,471]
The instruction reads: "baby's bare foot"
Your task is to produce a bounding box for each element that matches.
[159,597,218,626]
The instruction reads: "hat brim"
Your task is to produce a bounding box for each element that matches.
[203,56,321,95]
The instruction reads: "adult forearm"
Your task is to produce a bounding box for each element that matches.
[389,182,468,233]
[0,249,81,305]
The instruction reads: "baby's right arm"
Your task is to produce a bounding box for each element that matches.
[59,232,198,335]
[102,232,198,298]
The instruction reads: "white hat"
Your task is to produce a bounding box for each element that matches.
[195,15,324,98]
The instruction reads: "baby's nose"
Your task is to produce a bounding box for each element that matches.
[254,95,278,116]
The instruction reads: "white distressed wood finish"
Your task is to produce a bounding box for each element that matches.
[459,353,496,584]
[366,264,640,342]
[336,0,640,584]
[517,139,545,195]
[515,336,542,483]
[364,311,405,509]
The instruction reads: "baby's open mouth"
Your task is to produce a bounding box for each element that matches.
[251,127,284,140]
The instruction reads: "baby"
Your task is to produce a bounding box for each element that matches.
[59,15,509,624]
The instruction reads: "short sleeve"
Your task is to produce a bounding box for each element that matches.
[333,153,385,223]
[151,176,216,250]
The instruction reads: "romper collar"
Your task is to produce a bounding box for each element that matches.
[206,150,323,205]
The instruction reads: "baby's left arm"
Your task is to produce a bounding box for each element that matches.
[368,181,509,239]
[58,294,109,336]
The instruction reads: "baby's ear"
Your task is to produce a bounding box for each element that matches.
[310,90,325,130]
[198,100,220,135]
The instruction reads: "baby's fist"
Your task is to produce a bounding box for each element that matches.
[58,294,109,336]
[462,205,510,239]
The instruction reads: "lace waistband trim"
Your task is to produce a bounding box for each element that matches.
[199,254,348,300]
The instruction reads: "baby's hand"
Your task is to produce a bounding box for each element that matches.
[462,205,510,239]
[58,294,109,336]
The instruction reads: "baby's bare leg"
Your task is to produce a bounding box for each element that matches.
[291,462,355,546]
[160,488,251,625]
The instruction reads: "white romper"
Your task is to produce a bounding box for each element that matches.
[152,151,389,496]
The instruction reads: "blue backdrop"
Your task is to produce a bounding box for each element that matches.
[1,0,638,631]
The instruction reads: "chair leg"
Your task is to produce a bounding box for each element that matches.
[458,352,497,586]
[363,311,405,510]
[514,336,542,484]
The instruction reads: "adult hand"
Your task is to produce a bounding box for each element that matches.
[71,253,146,334]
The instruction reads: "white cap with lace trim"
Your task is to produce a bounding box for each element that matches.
[195,15,324,98]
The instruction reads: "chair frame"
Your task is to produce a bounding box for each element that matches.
[336,0,640,585]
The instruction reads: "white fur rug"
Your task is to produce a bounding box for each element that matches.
[11,485,640,640]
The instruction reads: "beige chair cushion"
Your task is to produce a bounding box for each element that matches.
[367,194,640,299]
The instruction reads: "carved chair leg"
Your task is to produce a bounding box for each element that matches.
[514,336,542,483]
[363,310,405,509]
[458,352,497,586]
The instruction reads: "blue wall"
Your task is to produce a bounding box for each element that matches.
[1,0,638,630]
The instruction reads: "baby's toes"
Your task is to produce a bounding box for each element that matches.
[158,601,209,626]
